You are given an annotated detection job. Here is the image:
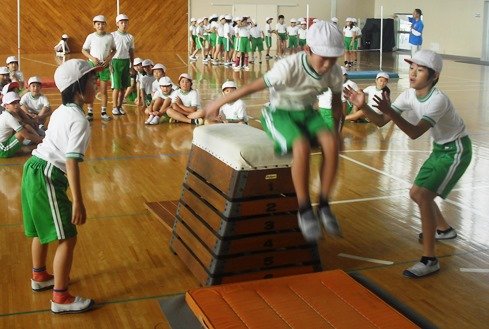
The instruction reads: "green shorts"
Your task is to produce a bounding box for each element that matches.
[22,156,77,244]
[414,136,472,198]
[218,36,231,51]
[0,134,21,158]
[89,60,111,81]
[111,58,131,89]
[260,106,333,155]
[299,38,307,47]
[318,108,334,131]
[265,36,272,48]
[344,37,354,51]
[288,35,298,48]
[251,37,264,51]
[236,36,251,52]
[209,32,218,47]
[278,33,287,41]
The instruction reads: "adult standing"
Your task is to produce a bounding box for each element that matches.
[409,8,423,56]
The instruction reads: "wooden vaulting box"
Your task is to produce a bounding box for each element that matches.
[170,125,322,285]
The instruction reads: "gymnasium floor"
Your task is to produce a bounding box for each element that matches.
[1,50,488,328]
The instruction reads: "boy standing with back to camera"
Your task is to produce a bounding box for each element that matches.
[205,21,345,242]
[344,49,472,278]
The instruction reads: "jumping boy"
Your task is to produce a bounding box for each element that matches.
[82,15,116,121]
[205,21,345,242]
[343,49,472,277]
[111,14,135,116]
[21,59,99,313]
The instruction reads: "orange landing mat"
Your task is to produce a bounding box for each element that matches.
[186,270,419,329]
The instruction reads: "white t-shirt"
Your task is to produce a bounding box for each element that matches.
[33,103,91,173]
[54,40,70,53]
[275,23,286,33]
[217,23,225,37]
[111,31,135,59]
[140,75,156,94]
[219,99,247,121]
[20,93,50,113]
[343,26,355,37]
[363,85,384,114]
[298,28,307,40]
[249,26,262,38]
[287,26,299,36]
[171,89,200,109]
[82,32,116,61]
[153,89,174,101]
[317,89,332,109]
[0,111,23,143]
[392,88,468,144]
[10,71,24,83]
[237,26,250,38]
[265,23,272,37]
[263,52,343,111]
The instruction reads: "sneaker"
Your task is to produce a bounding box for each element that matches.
[51,296,95,314]
[233,66,241,72]
[31,277,54,292]
[243,66,250,71]
[189,56,197,61]
[318,205,341,236]
[418,227,457,241]
[403,259,440,278]
[297,209,322,242]
[191,118,204,125]
[144,115,153,125]
[112,107,121,115]
[149,116,159,125]
[86,113,93,121]
[101,113,112,121]
[118,107,126,115]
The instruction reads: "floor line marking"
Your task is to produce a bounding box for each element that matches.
[21,56,58,67]
[176,54,187,66]
[338,253,394,265]
[459,268,489,273]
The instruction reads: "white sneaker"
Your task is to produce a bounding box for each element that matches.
[418,227,457,241]
[51,296,95,314]
[101,113,112,121]
[38,124,47,131]
[86,113,93,121]
[403,259,440,278]
[243,65,250,71]
[297,209,322,243]
[31,278,54,292]
[149,116,159,125]
[119,107,126,115]
[144,115,154,125]
[112,107,121,115]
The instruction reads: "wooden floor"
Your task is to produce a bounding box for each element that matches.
[1,50,489,328]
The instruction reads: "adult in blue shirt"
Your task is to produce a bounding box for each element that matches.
[409,8,423,56]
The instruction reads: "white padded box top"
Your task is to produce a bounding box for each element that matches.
[192,124,292,170]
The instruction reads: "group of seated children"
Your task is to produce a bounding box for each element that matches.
[0,56,51,158]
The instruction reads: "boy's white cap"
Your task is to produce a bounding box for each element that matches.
[266,17,273,21]
[62,34,69,39]
[224,14,232,20]
[341,66,348,75]
[219,15,225,20]
[300,20,307,25]
[290,18,297,23]
[351,18,357,23]
[405,49,443,73]
[1,92,20,106]
[179,73,192,81]
[235,16,243,22]
[2,82,20,95]
[306,20,344,57]
[54,59,100,92]
[312,18,319,23]
[0,66,9,75]
[346,17,352,22]
[6,56,18,64]
[93,15,106,22]
[331,17,338,23]
[158,76,173,86]
[210,14,218,20]
[190,17,197,22]
[142,59,154,66]
[28,76,42,85]
[133,57,143,65]
[152,63,167,71]
[221,80,237,90]
[197,18,203,24]
[116,14,129,22]
[376,72,389,80]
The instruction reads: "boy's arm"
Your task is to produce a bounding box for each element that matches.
[66,159,87,225]
[205,78,266,119]
[81,49,99,65]
[343,86,391,127]
[18,125,43,143]
[331,93,343,132]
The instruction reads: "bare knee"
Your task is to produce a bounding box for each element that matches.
[410,185,435,205]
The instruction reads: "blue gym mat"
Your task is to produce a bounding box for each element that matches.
[347,70,399,80]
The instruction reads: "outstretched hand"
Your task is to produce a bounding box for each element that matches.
[343,86,365,108]
[372,91,392,115]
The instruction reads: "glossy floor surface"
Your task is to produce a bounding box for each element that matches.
[1,50,488,328]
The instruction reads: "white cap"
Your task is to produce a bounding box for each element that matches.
[0,66,9,75]
[331,17,338,23]
[28,76,42,85]
[341,66,348,75]
[306,20,344,57]
[62,34,69,39]
[133,57,143,66]
[235,16,243,22]
[219,15,225,21]
[93,15,106,22]
[1,82,20,95]
[351,18,357,23]
[152,63,167,71]
[221,80,237,90]
[312,18,319,23]
[142,59,154,67]
[158,76,173,86]
[197,18,203,24]
[6,56,18,64]
[300,20,307,25]
[179,73,192,81]
[116,14,129,22]
[190,17,197,22]
[1,92,20,106]
[210,14,218,20]
[54,59,100,92]
[405,49,443,73]
[376,72,389,80]
[266,17,273,21]
[224,15,232,20]
[346,17,352,22]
